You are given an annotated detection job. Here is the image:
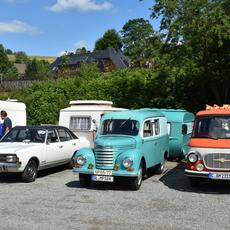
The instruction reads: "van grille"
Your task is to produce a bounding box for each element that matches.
[204,153,230,170]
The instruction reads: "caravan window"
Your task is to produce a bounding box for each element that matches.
[70,116,91,130]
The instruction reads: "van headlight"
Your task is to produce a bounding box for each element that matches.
[6,155,17,163]
[76,155,86,165]
[187,152,198,163]
[122,157,133,168]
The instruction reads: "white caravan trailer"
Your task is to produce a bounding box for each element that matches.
[59,100,126,147]
[0,99,26,127]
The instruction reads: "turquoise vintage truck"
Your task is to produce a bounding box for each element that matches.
[73,109,169,190]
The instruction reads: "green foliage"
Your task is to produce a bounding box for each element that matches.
[5,66,19,80]
[75,47,87,54]
[121,18,162,67]
[25,59,50,79]
[15,51,30,64]
[0,44,11,75]
[94,29,122,51]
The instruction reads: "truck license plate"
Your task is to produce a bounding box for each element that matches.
[94,169,112,176]
[208,172,230,180]
[92,175,114,182]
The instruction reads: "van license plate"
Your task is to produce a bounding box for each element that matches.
[94,169,112,175]
[208,172,230,180]
[92,175,114,182]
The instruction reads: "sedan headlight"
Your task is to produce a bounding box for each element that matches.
[6,155,17,163]
[122,157,133,168]
[76,155,86,165]
[187,152,198,163]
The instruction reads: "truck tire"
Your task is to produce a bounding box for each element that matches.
[21,160,38,182]
[130,163,143,190]
[79,174,91,187]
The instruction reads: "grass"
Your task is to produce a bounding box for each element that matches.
[7,55,56,63]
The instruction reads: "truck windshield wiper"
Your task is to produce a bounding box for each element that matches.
[119,118,131,128]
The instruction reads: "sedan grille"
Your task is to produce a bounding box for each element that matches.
[204,153,230,170]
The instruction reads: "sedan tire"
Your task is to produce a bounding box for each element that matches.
[21,160,38,183]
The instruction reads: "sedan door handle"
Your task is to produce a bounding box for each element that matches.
[59,145,63,148]
[72,143,76,146]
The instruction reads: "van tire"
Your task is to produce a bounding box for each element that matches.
[21,160,38,182]
[79,174,91,187]
[130,163,143,190]
[155,159,165,175]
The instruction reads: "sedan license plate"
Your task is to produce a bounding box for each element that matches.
[92,175,114,182]
[208,172,230,180]
[94,169,112,176]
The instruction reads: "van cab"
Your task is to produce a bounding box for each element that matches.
[159,109,194,159]
[73,109,169,190]
[185,105,230,185]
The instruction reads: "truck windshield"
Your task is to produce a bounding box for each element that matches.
[193,116,230,139]
[100,119,139,136]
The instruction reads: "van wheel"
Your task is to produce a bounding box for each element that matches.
[155,159,165,175]
[79,174,91,187]
[21,160,38,182]
[130,163,143,190]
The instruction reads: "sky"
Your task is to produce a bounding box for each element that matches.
[0,0,160,57]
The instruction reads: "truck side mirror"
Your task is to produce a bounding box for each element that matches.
[182,124,188,135]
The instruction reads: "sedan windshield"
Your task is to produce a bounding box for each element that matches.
[100,119,139,136]
[1,128,46,143]
[193,116,230,139]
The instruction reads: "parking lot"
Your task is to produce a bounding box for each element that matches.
[0,161,230,230]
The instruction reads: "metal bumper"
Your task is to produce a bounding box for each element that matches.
[0,162,22,173]
[185,169,209,178]
[73,168,138,177]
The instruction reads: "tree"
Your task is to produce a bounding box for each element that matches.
[15,51,30,63]
[121,18,161,67]
[149,0,230,104]
[0,44,11,75]
[25,59,50,79]
[6,49,13,55]
[75,47,87,54]
[94,29,122,51]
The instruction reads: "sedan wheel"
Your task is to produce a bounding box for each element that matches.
[21,160,38,183]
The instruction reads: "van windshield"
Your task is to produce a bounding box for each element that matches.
[193,116,230,139]
[100,119,139,136]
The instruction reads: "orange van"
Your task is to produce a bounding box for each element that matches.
[185,105,230,185]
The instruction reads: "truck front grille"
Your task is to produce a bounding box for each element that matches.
[95,145,115,169]
[204,153,230,170]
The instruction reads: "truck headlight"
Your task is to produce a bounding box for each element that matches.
[6,155,17,163]
[76,155,86,165]
[187,152,198,163]
[122,157,133,168]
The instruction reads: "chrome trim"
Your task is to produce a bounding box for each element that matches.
[203,153,230,170]
[0,162,21,167]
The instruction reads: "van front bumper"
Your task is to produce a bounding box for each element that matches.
[73,167,138,177]
[185,169,209,178]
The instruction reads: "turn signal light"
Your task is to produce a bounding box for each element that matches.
[127,168,134,172]
[114,164,119,171]
[88,163,94,169]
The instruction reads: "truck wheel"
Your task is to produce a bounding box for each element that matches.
[21,160,38,182]
[155,159,165,174]
[79,174,91,187]
[130,163,143,190]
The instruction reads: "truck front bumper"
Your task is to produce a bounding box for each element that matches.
[73,168,138,177]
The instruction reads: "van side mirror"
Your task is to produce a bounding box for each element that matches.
[182,124,188,135]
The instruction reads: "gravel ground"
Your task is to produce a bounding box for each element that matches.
[0,162,230,230]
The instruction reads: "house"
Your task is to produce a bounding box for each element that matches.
[13,63,27,78]
[50,47,129,74]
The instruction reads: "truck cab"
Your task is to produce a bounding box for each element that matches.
[73,109,169,190]
[185,105,230,185]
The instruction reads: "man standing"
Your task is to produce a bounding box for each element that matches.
[1,110,12,135]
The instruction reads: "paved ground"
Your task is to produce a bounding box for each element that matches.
[0,162,230,230]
